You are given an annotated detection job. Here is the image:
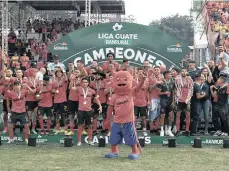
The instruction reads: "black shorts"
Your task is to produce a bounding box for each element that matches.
[160,99,172,115]
[53,103,67,120]
[177,102,190,112]
[9,112,28,125]
[26,101,38,111]
[3,99,12,113]
[77,110,93,126]
[68,100,78,114]
[134,106,147,117]
[38,106,52,117]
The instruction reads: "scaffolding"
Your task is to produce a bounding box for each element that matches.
[1,0,9,60]
[85,0,91,27]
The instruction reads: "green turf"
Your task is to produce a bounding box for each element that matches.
[0,145,228,171]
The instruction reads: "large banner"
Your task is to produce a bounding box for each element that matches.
[80,14,121,23]
[49,22,190,68]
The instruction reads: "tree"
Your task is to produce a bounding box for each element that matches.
[149,14,193,45]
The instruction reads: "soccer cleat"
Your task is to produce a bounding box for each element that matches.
[82,130,88,135]
[77,142,82,146]
[143,131,148,136]
[160,130,164,137]
[88,141,94,146]
[60,128,65,133]
[54,130,60,135]
[221,133,228,136]
[104,152,120,159]
[25,139,28,144]
[213,130,222,136]
[128,154,140,160]
[7,139,14,144]
[40,131,45,135]
[167,130,174,137]
[3,127,8,134]
[31,129,37,135]
[64,130,69,135]
[45,131,50,135]
[67,131,74,135]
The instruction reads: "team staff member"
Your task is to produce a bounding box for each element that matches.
[158,71,174,137]
[36,75,53,135]
[76,78,102,146]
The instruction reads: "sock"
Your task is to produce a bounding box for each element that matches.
[77,126,83,143]
[24,125,29,139]
[88,128,93,142]
[9,124,14,140]
[70,121,74,132]
[93,119,97,132]
[161,126,164,131]
[47,119,51,131]
[56,121,60,131]
[39,118,44,131]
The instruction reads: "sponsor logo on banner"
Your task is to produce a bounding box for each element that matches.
[36,135,48,143]
[167,44,182,53]
[97,23,138,45]
[54,42,68,51]
[1,136,23,141]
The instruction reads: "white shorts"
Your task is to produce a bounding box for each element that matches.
[149,98,161,121]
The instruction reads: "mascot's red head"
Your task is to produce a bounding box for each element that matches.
[113,71,133,95]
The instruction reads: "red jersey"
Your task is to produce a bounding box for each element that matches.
[68,78,81,101]
[90,80,107,104]
[7,90,27,113]
[24,77,38,102]
[101,61,120,73]
[148,74,163,99]
[52,78,68,103]
[77,87,95,111]
[133,79,149,107]
[37,83,53,107]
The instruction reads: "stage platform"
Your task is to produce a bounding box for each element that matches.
[0,130,227,146]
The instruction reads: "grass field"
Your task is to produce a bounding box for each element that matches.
[0,144,229,171]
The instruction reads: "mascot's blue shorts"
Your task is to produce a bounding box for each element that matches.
[110,122,137,146]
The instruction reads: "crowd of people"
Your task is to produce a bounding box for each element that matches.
[0,44,229,145]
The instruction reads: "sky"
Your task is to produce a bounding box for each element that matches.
[124,0,192,25]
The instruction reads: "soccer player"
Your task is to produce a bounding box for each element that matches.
[76,78,102,146]
[101,53,120,73]
[7,81,35,144]
[133,67,149,136]
[52,69,68,135]
[175,68,193,136]
[158,71,174,137]
[36,75,53,135]
[67,69,81,135]
[24,67,39,134]
[148,66,163,134]
[90,71,107,135]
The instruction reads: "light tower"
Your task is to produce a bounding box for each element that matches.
[1,0,9,61]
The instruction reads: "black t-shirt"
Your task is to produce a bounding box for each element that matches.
[191,83,201,102]
[188,69,198,80]
[216,85,228,106]
[158,79,175,101]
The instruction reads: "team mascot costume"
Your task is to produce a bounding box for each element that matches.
[104,71,146,160]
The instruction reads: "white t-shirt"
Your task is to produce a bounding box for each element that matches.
[36,71,44,81]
